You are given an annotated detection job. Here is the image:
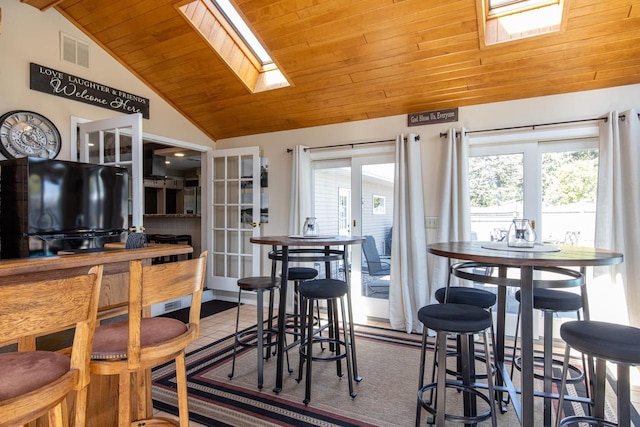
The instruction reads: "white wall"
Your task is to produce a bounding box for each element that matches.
[216,84,640,278]
[0,1,215,161]
[217,84,639,231]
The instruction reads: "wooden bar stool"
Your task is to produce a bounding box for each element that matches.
[90,252,207,427]
[0,266,103,427]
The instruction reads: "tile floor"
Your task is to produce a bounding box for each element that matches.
[152,302,391,425]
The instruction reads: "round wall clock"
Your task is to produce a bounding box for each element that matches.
[0,110,62,159]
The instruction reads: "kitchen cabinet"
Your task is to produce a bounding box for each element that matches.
[144,178,184,214]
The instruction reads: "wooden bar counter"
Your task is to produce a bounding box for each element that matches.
[0,243,193,426]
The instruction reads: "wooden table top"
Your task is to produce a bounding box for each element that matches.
[250,235,365,246]
[428,241,623,268]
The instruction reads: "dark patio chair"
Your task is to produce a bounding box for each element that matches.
[362,235,391,296]
[362,235,390,276]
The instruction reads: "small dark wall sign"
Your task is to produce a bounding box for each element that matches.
[408,107,458,127]
[29,63,150,119]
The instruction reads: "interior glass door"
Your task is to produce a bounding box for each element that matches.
[77,113,143,229]
[209,146,261,292]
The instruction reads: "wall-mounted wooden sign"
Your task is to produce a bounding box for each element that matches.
[408,107,457,127]
[29,63,150,119]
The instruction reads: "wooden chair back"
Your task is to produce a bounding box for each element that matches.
[127,251,207,370]
[0,265,103,426]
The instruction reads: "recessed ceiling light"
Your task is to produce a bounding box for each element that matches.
[175,153,185,157]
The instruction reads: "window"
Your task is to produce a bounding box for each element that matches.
[177,0,290,93]
[468,134,598,336]
[469,138,598,245]
[487,0,559,17]
[372,195,386,215]
[477,0,568,46]
[338,188,351,236]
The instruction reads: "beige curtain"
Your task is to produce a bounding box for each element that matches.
[431,128,471,299]
[388,133,428,333]
[594,109,640,327]
[288,145,312,235]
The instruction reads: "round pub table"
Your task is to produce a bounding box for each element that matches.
[250,234,365,393]
[428,241,623,427]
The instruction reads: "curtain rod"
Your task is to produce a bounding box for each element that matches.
[286,135,419,153]
[438,117,607,138]
[620,113,640,120]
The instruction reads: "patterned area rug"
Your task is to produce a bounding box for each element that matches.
[151,324,613,426]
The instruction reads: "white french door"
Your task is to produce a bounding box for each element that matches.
[351,156,394,319]
[312,152,394,320]
[76,113,143,230]
[209,147,262,292]
[469,137,599,337]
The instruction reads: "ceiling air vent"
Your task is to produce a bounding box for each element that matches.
[60,32,90,68]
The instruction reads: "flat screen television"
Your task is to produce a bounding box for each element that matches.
[0,158,129,258]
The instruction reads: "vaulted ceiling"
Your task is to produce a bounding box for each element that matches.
[24,0,640,141]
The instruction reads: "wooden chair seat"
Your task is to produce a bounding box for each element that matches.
[92,317,189,360]
[0,266,103,427]
[0,351,72,400]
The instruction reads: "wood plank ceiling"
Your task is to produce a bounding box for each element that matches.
[24,0,640,141]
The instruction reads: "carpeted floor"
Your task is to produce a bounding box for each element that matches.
[151,323,610,426]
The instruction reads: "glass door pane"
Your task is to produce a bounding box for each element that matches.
[540,148,598,247]
[360,163,394,302]
[470,153,524,241]
[352,157,394,319]
[312,156,393,320]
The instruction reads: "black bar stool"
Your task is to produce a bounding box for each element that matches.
[511,288,586,382]
[147,234,178,263]
[228,276,281,389]
[509,267,588,425]
[556,320,640,427]
[434,285,498,377]
[174,234,193,259]
[416,303,498,427]
[435,263,499,387]
[286,267,319,339]
[296,278,356,405]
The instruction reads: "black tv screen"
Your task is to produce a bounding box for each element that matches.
[26,159,128,235]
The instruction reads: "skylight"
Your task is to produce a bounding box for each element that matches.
[488,0,558,17]
[478,0,567,46]
[212,0,272,66]
[177,0,290,93]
